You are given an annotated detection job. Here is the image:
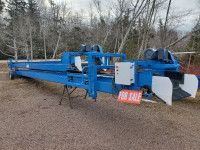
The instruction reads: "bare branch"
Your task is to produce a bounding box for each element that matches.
[52,30,61,59]
[165,28,200,49]
[117,0,147,55]
[0,49,14,58]
[1,37,15,49]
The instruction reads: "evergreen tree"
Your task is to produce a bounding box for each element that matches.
[0,0,4,14]
[6,0,27,17]
[27,0,41,58]
[188,21,200,50]
[27,0,39,19]
[5,0,27,32]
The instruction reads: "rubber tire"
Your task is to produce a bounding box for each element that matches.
[9,71,14,80]
[142,85,152,94]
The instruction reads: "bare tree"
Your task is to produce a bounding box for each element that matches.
[163,0,172,45]
[137,0,157,59]
[117,0,147,55]
[52,30,61,59]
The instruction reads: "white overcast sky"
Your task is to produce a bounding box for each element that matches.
[56,0,200,32]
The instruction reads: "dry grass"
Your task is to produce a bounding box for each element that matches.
[185,89,200,101]
[0,62,9,72]
[195,89,200,99]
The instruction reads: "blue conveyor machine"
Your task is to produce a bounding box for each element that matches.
[8,45,198,106]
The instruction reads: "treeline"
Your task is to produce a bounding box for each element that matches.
[0,0,199,60]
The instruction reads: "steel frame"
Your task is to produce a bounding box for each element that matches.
[8,50,181,106]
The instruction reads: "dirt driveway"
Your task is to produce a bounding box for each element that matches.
[0,62,200,150]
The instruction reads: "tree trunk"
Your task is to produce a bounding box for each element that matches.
[162,0,172,47]
[52,31,61,59]
[114,38,118,54]
[117,18,135,55]
[30,31,33,60]
[137,0,156,60]
[14,38,18,60]
[102,27,112,46]
[25,43,29,59]
[116,0,146,55]
[44,32,47,60]
[164,28,200,49]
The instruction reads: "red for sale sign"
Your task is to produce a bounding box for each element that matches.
[117,90,143,104]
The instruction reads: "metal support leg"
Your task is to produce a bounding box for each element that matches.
[59,85,73,109]
[84,90,88,99]
[66,88,73,109]
[59,85,66,105]
[59,86,91,109]
[69,87,77,96]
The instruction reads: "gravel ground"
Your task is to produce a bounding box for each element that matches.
[0,62,200,150]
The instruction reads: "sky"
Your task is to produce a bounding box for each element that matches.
[170,0,200,32]
[55,0,200,32]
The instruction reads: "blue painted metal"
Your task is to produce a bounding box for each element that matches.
[197,75,200,88]
[8,47,181,99]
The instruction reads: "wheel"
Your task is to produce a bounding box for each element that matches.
[141,85,152,94]
[9,71,14,80]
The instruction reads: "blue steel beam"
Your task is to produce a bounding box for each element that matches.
[8,49,182,100]
[15,70,89,90]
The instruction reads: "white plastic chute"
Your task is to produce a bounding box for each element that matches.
[152,76,173,105]
[152,74,198,106]
[75,56,82,71]
[179,74,198,98]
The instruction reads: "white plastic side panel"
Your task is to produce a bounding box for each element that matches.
[75,56,82,71]
[101,57,106,71]
[152,76,173,105]
[179,74,198,98]
[102,57,105,64]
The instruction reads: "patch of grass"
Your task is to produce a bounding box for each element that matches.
[0,85,16,102]
[186,89,200,101]
[196,90,200,97]
[0,63,9,72]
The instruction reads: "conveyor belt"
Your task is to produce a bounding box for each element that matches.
[171,79,191,101]
[172,87,191,101]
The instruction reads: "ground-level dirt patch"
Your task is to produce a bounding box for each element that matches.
[0,62,200,150]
